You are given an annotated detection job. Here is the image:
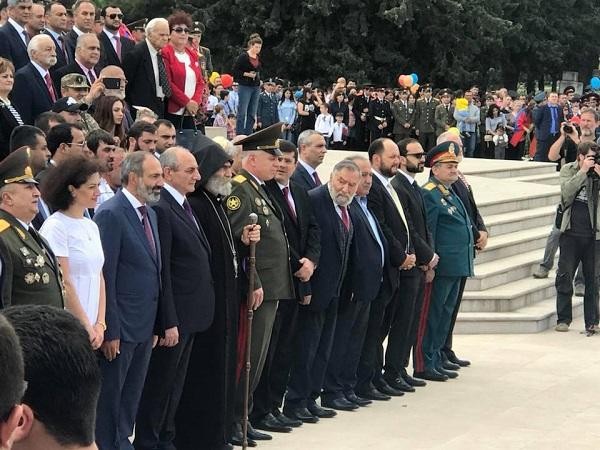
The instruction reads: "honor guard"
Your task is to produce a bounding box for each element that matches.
[0,147,65,309]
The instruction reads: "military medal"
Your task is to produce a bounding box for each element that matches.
[35,255,45,267]
[261,199,266,206]
[24,273,35,284]
[34,273,40,282]
[255,198,261,206]
[226,196,241,211]
[441,198,447,206]
[265,219,270,228]
[42,273,50,284]
[20,247,30,256]
[263,206,269,215]
[25,258,32,265]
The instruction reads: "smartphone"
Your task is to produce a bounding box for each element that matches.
[103,78,121,90]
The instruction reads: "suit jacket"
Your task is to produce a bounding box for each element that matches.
[434,103,456,136]
[0,102,22,160]
[414,98,439,134]
[63,30,78,62]
[265,179,321,297]
[307,185,354,311]
[42,29,70,73]
[452,175,486,242]
[368,99,392,134]
[123,40,165,118]
[153,188,214,335]
[290,163,319,191]
[0,22,29,71]
[391,172,434,267]
[51,61,85,97]
[391,100,414,134]
[161,44,204,115]
[534,104,564,141]
[94,190,162,343]
[98,30,135,68]
[11,63,54,125]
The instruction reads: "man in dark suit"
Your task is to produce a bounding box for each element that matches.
[414,85,439,151]
[0,0,32,71]
[98,5,134,68]
[63,0,95,60]
[322,155,386,411]
[42,1,71,72]
[123,18,170,119]
[356,137,416,400]
[534,91,564,161]
[290,130,327,191]
[391,89,414,142]
[386,138,438,389]
[94,152,163,450]
[11,34,58,125]
[284,159,360,423]
[134,147,215,450]
[368,88,392,142]
[252,140,321,432]
[52,33,103,95]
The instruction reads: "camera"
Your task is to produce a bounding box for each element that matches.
[563,123,574,134]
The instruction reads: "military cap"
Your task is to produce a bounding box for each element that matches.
[440,88,453,97]
[0,147,38,188]
[581,92,600,103]
[127,18,147,31]
[190,21,205,35]
[60,73,90,89]
[563,86,576,95]
[425,141,459,168]
[236,123,283,156]
[533,91,546,103]
[52,97,89,113]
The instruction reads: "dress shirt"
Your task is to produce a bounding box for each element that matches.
[8,18,27,46]
[372,168,410,246]
[44,27,62,42]
[145,39,164,98]
[122,187,144,221]
[95,177,115,209]
[72,26,85,37]
[398,169,415,185]
[30,60,50,81]
[298,158,320,183]
[277,181,296,213]
[357,196,385,267]
[103,28,120,54]
[76,59,97,83]
[163,182,185,206]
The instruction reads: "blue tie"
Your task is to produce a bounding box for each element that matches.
[550,106,557,134]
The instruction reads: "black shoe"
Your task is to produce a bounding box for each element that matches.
[230,423,257,447]
[374,380,405,397]
[414,370,448,382]
[442,361,461,371]
[345,392,372,407]
[356,387,390,401]
[307,403,337,418]
[275,413,302,428]
[402,372,427,387]
[247,423,272,440]
[321,397,359,411]
[385,376,415,393]
[447,352,471,367]
[253,413,292,433]
[436,366,458,379]
[283,407,319,424]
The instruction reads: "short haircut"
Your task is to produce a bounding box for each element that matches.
[127,121,157,142]
[86,129,116,154]
[41,156,100,210]
[0,313,24,423]
[145,17,168,34]
[9,125,45,152]
[578,141,599,157]
[46,123,81,156]
[2,305,101,446]
[154,119,175,130]
[121,151,151,185]
[367,137,388,161]
[579,107,599,121]
[297,129,321,149]
[219,90,230,100]
[72,0,94,13]
[27,34,54,58]
[160,146,189,170]
[75,32,98,50]
[100,4,120,16]
[0,57,15,75]
[331,159,360,175]
[45,2,65,14]
[278,139,298,161]
[397,138,419,157]
[344,154,369,165]
[34,111,66,135]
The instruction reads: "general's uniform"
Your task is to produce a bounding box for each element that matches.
[414,95,439,151]
[0,148,65,309]
[417,143,473,376]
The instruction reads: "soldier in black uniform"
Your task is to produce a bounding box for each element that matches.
[257,81,280,130]
[368,88,392,143]
[0,147,64,309]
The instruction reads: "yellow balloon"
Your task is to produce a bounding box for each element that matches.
[209,71,221,86]
[448,127,461,136]
[455,98,468,110]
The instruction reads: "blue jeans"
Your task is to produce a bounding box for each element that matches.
[236,85,260,135]
[461,131,477,157]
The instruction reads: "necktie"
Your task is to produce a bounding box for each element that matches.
[22,30,29,46]
[57,35,69,62]
[339,205,350,232]
[44,73,57,102]
[138,206,157,258]
[387,182,410,246]
[550,106,557,134]
[312,171,322,187]
[114,35,122,61]
[88,69,96,83]
[157,50,172,97]
[182,199,199,230]
[282,186,297,221]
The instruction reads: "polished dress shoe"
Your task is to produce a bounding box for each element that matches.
[446,351,471,367]
[385,376,415,393]
[436,366,458,379]
[414,370,448,382]
[230,423,256,447]
[283,407,319,423]
[275,412,302,428]
[247,423,272,440]
[307,402,337,418]
[322,397,359,411]
[357,387,390,401]
[254,413,292,433]
[401,371,427,387]
[374,380,404,396]
[442,361,461,371]
[345,392,372,406]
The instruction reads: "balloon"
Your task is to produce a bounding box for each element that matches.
[411,73,419,84]
[209,71,221,86]
[591,77,600,90]
[410,83,419,95]
[455,98,469,110]
[448,127,461,136]
[404,75,414,88]
[397,75,405,87]
[221,73,234,88]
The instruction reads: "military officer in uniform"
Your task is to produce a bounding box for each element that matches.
[368,88,392,143]
[257,81,280,130]
[414,142,473,382]
[391,88,414,142]
[188,22,213,81]
[0,147,64,309]
[225,122,295,446]
[434,89,455,137]
[414,84,439,151]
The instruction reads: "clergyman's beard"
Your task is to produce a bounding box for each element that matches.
[206,175,232,197]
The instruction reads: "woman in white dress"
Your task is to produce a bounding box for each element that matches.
[40,156,106,349]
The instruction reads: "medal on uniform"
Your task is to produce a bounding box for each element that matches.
[35,255,45,267]
[25,258,32,265]
[20,247,30,256]
[265,219,270,228]
[34,273,40,282]
[255,198,261,206]
[441,198,447,206]
[226,196,241,211]
[24,273,35,284]
[261,199,266,206]
[42,273,50,284]
[263,206,270,215]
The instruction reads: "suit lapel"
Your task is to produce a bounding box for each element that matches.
[118,192,158,264]
[351,200,377,243]
[163,189,211,256]
[142,43,156,90]
[29,65,52,104]
[8,24,27,51]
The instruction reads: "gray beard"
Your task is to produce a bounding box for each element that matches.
[206,175,232,197]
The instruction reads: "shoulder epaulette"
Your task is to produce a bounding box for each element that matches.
[232,174,247,184]
[423,182,436,191]
[0,219,9,233]
[437,184,450,196]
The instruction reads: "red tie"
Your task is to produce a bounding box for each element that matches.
[312,171,322,187]
[138,206,157,258]
[282,186,296,222]
[340,205,350,232]
[114,35,122,61]
[44,73,56,102]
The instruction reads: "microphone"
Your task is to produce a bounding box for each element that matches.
[248,213,258,225]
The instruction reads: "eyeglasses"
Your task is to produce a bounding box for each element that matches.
[407,152,424,158]
[172,27,189,34]
[108,13,124,20]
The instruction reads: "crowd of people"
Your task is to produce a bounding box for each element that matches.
[0,1,599,450]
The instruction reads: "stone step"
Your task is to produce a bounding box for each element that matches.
[466,249,544,291]
[477,190,560,217]
[455,297,583,334]
[512,172,561,186]
[461,271,557,312]
[475,226,551,264]
[461,160,558,179]
[485,205,556,237]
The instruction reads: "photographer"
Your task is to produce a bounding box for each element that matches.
[555,141,600,334]
[548,107,599,165]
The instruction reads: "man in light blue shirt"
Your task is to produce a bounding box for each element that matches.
[453,90,480,157]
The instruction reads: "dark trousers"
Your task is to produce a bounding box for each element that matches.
[418,131,436,152]
[534,133,560,162]
[356,288,395,392]
[134,334,194,450]
[284,298,339,409]
[96,339,153,450]
[233,300,278,423]
[442,276,467,357]
[322,299,371,400]
[383,273,425,379]
[556,233,600,328]
[251,299,298,422]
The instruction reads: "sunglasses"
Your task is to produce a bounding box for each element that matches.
[172,27,189,34]
[407,152,425,158]
[108,13,124,20]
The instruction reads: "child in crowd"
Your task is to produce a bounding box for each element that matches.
[219,90,233,117]
[213,104,227,128]
[330,112,348,149]
[226,114,237,140]
[315,103,334,144]
[493,124,508,160]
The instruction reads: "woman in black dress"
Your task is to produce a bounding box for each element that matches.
[0,57,24,161]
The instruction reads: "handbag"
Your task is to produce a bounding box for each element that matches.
[175,114,201,149]
[555,203,569,229]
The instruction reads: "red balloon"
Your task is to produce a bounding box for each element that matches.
[221,73,234,89]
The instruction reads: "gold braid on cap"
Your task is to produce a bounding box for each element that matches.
[4,148,34,184]
[256,139,280,150]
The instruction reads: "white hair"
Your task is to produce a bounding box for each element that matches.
[145,18,168,34]
[27,34,53,58]
[75,33,99,50]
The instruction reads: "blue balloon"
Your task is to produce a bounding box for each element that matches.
[411,73,419,84]
[592,77,600,90]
